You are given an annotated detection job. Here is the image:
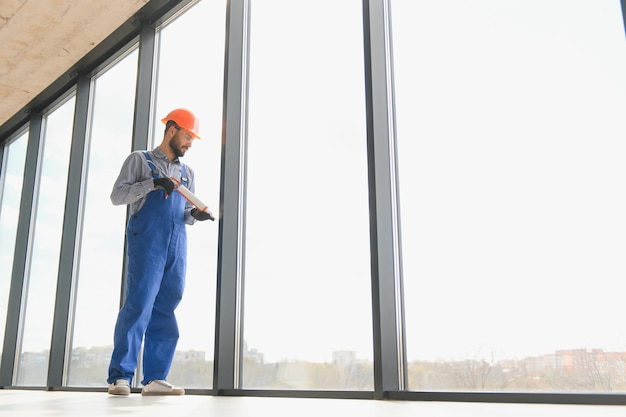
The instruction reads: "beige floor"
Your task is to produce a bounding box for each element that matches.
[0,390,625,417]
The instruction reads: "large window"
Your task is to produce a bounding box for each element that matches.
[152,0,226,389]
[16,97,75,386]
[0,131,28,361]
[66,49,139,387]
[393,1,626,392]
[243,0,373,390]
[3,0,626,401]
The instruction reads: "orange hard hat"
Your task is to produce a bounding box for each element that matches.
[161,108,201,139]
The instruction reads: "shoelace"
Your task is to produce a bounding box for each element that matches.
[153,380,173,388]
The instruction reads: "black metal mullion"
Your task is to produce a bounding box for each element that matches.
[132,21,157,153]
[0,114,44,386]
[213,0,250,393]
[362,0,406,399]
[46,74,92,389]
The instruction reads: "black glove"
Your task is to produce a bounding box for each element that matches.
[153,177,175,197]
[191,208,215,221]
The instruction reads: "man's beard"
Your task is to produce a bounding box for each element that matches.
[170,140,186,157]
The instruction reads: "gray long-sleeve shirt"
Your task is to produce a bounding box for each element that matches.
[110,147,196,225]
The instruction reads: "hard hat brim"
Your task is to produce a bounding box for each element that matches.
[161,117,201,139]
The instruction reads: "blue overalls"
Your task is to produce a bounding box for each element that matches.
[107,152,188,385]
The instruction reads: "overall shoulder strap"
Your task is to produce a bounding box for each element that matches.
[180,164,188,187]
[142,151,159,179]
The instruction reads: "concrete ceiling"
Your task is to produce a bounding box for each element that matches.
[0,0,150,128]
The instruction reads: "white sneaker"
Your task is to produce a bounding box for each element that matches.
[141,380,185,396]
[108,379,130,396]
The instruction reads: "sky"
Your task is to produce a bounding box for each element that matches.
[393,0,626,361]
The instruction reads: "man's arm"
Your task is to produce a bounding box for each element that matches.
[110,152,154,206]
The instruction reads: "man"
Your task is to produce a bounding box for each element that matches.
[107,108,214,396]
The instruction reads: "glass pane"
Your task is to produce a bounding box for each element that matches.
[0,131,29,361]
[152,0,226,389]
[393,1,626,392]
[243,0,372,390]
[66,50,138,387]
[16,97,75,386]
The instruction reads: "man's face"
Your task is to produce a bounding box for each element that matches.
[169,127,194,157]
